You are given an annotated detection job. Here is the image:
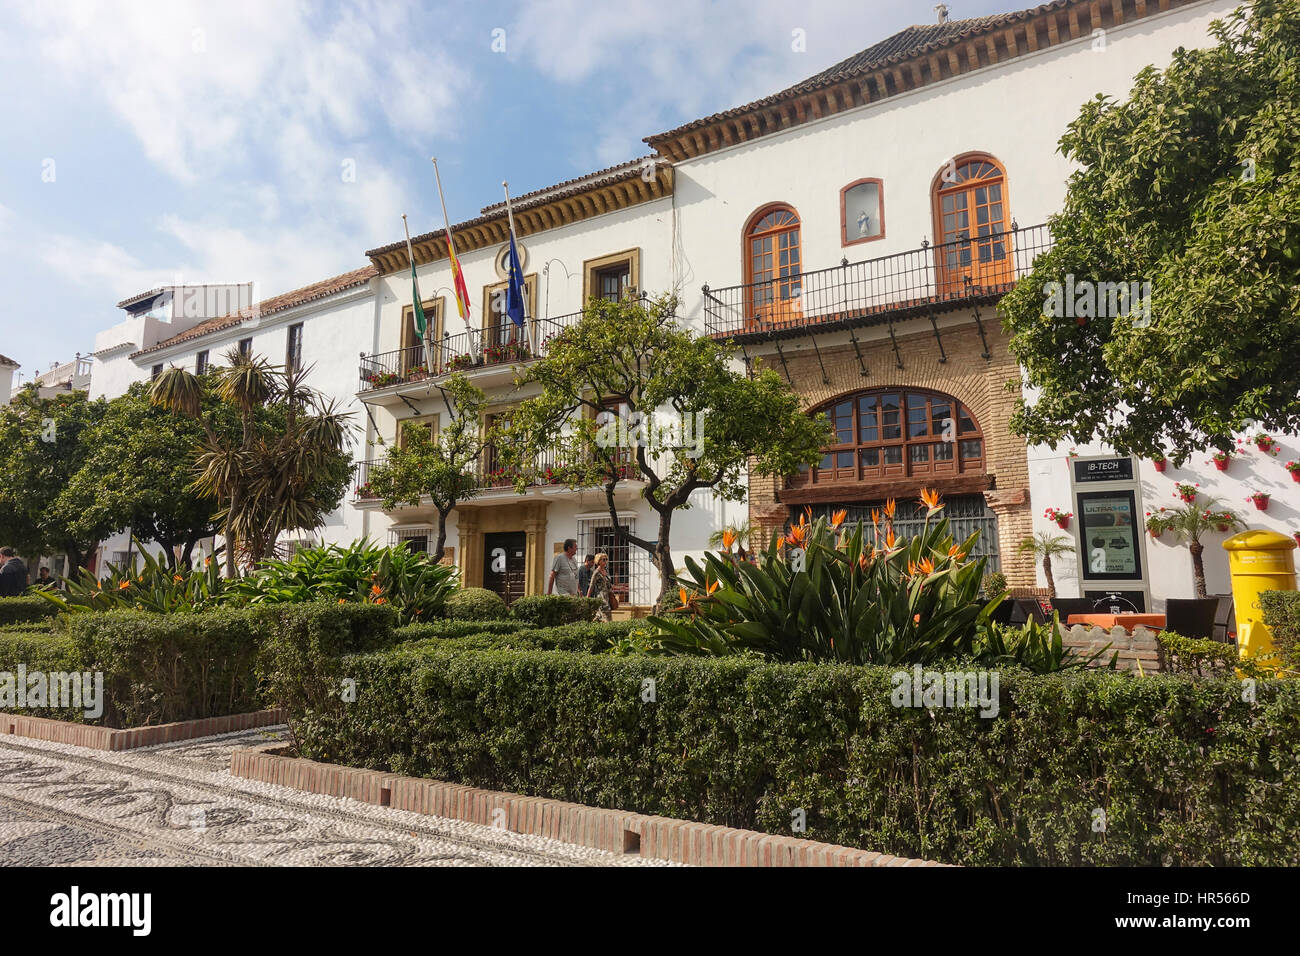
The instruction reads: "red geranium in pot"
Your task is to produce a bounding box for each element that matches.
[1044,507,1072,530]
[1286,460,1300,483]
[1209,448,1233,472]
[1151,452,1167,473]
[1174,482,1199,505]
[1247,490,1270,512]
[1254,433,1280,456]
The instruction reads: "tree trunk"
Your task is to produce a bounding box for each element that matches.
[1042,554,1056,599]
[1189,540,1207,598]
[655,511,675,611]
[435,506,451,563]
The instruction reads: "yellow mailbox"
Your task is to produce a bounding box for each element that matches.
[1221,530,1297,670]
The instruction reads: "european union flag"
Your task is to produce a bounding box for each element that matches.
[505,233,527,329]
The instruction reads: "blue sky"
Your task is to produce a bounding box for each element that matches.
[0,0,1023,378]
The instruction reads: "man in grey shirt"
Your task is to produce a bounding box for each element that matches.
[547,538,580,596]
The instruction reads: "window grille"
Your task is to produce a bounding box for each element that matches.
[576,516,652,606]
[802,494,1000,572]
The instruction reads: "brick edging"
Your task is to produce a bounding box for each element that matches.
[1,709,285,751]
[230,745,947,867]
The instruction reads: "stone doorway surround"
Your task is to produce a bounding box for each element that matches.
[456,500,550,596]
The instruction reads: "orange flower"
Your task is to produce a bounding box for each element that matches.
[118,580,130,590]
[679,587,690,607]
[906,561,919,577]
[917,557,935,575]
[884,498,897,520]
[870,508,880,527]
[173,574,184,582]
[375,597,386,605]
[947,545,967,560]
[920,488,943,511]
[370,583,383,596]
[787,524,808,547]
[338,598,346,604]
[913,613,921,624]
[706,578,720,595]
[802,505,813,524]
[721,529,736,551]
[885,528,896,549]
[858,554,870,570]
[830,509,847,528]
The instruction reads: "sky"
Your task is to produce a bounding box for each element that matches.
[0,0,1025,379]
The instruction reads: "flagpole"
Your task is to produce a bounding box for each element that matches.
[431,157,475,345]
[502,180,535,356]
[401,214,432,374]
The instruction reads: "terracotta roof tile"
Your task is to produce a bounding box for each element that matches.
[132,265,376,358]
[645,2,1074,145]
[0,354,19,368]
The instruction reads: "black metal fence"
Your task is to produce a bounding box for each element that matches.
[703,223,1051,340]
[358,310,583,392]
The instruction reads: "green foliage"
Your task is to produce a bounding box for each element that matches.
[0,386,108,567]
[1260,590,1300,670]
[1001,0,1300,459]
[60,380,224,567]
[232,540,457,625]
[394,620,636,654]
[0,596,59,626]
[1156,629,1264,677]
[509,594,600,626]
[367,373,488,558]
[981,571,1007,598]
[648,501,1003,666]
[38,547,230,614]
[978,614,1115,674]
[501,293,831,599]
[443,587,509,621]
[149,348,354,571]
[279,642,1300,865]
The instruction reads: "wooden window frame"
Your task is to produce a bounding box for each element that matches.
[839,178,886,248]
[930,152,1013,296]
[401,296,444,374]
[582,248,641,303]
[195,350,209,375]
[791,387,985,490]
[286,322,304,373]
[742,202,803,327]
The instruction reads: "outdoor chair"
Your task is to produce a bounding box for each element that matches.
[1164,597,1219,640]
[1210,594,1235,643]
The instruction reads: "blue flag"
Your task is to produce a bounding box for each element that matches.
[505,232,527,329]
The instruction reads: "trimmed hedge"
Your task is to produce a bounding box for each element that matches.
[393,619,636,654]
[444,588,509,621]
[0,602,395,728]
[0,596,59,627]
[509,595,600,626]
[1260,590,1300,668]
[279,644,1300,866]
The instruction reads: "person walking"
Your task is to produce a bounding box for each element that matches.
[547,538,580,596]
[586,552,614,622]
[0,548,29,597]
[577,554,595,599]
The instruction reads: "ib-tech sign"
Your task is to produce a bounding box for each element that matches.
[1073,457,1134,483]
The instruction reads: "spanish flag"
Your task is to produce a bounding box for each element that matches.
[447,237,471,322]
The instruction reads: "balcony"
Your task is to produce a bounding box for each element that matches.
[703,223,1051,344]
[358,310,582,395]
[351,448,641,507]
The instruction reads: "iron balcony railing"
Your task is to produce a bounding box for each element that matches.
[353,448,638,500]
[358,310,582,392]
[702,222,1051,341]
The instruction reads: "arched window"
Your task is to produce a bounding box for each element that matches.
[791,388,985,489]
[931,154,1012,297]
[744,203,802,325]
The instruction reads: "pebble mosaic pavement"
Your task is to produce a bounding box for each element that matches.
[0,727,675,867]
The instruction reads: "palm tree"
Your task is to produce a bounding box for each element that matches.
[1164,495,1243,597]
[1017,531,1075,599]
[150,349,353,576]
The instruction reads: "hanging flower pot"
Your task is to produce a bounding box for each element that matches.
[1174,483,1199,505]
[1287,461,1300,482]
[1254,433,1279,455]
[1152,458,1167,473]
[1248,492,1270,512]
[1210,450,1232,471]
[1044,507,1072,530]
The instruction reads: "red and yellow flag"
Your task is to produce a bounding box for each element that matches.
[447,236,471,322]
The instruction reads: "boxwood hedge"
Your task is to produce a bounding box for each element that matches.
[276,643,1300,866]
[1261,590,1300,668]
[0,596,59,627]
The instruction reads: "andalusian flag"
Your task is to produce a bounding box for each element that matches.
[409,257,427,336]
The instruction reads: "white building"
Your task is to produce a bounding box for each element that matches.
[0,354,17,405]
[87,268,379,572]
[76,0,1287,610]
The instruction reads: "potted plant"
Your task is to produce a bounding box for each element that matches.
[1205,509,1236,533]
[1209,448,1233,471]
[1174,482,1199,504]
[1145,509,1173,538]
[1248,490,1270,511]
[1254,433,1280,456]
[1165,497,1242,597]
[406,364,429,382]
[1286,460,1300,483]
[1044,507,1072,530]
[1151,452,1167,473]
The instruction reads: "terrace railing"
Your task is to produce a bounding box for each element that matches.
[702,223,1051,341]
[358,309,583,393]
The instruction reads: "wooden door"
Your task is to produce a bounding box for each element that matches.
[483,532,527,605]
[934,158,1013,297]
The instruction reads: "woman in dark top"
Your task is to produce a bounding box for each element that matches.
[586,552,612,622]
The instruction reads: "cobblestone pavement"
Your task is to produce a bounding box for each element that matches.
[0,728,673,867]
